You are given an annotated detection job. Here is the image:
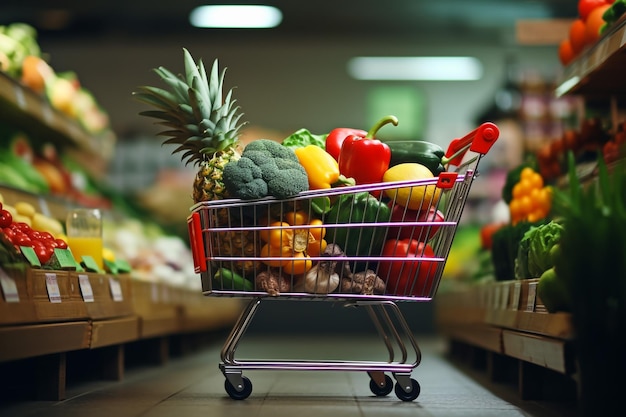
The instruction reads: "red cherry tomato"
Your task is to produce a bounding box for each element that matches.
[39,231,55,241]
[0,209,12,228]
[14,233,33,247]
[2,227,16,242]
[35,245,53,264]
[54,239,68,249]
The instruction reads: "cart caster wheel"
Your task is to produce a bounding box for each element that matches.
[369,375,394,396]
[394,378,420,402]
[224,376,252,400]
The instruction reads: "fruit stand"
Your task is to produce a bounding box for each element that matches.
[435,10,626,411]
[0,26,243,401]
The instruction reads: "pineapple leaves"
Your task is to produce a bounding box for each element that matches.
[134,47,246,165]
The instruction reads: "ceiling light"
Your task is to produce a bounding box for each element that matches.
[347,57,483,81]
[189,5,282,29]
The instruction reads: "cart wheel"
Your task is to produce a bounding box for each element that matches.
[224,376,253,400]
[369,375,394,396]
[394,378,420,402]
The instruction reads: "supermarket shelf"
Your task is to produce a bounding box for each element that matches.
[0,70,114,161]
[556,16,626,98]
[435,279,575,377]
[0,185,75,223]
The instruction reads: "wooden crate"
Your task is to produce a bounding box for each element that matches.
[131,279,181,338]
[0,265,38,325]
[68,272,135,320]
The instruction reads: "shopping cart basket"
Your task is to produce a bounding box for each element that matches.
[187,122,499,401]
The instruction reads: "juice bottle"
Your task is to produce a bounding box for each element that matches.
[66,209,103,269]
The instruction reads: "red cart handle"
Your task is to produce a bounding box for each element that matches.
[187,211,207,273]
[445,122,499,167]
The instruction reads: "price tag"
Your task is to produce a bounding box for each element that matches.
[0,267,20,303]
[526,281,538,312]
[20,246,41,267]
[500,284,510,310]
[54,248,78,270]
[109,277,123,302]
[78,274,95,302]
[82,256,102,273]
[45,273,62,303]
[512,282,522,311]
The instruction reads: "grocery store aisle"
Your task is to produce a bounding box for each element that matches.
[1,335,575,417]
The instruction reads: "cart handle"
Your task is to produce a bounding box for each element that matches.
[445,122,499,167]
[187,212,207,273]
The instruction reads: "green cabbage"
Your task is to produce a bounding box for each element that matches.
[527,221,564,277]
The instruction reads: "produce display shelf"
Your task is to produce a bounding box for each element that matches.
[0,70,114,162]
[435,279,575,376]
[0,320,91,362]
[556,16,626,97]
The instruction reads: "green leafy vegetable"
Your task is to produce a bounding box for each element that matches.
[281,128,327,149]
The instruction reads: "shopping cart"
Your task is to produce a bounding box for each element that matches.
[187,122,499,401]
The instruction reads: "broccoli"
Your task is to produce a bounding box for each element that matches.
[223,139,309,200]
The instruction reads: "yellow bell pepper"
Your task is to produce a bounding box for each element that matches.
[294,145,340,190]
[259,211,327,275]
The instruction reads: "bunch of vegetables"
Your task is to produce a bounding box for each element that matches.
[514,220,563,280]
[216,114,454,297]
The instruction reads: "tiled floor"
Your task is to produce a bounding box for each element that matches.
[0,334,576,417]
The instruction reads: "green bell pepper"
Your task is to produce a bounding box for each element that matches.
[324,192,391,271]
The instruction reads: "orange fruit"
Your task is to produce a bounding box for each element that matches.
[585,4,610,44]
[569,19,587,54]
[558,38,575,66]
[20,55,54,94]
[578,0,609,21]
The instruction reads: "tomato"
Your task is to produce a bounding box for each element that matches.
[28,230,43,241]
[585,4,611,44]
[388,205,445,242]
[378,239,437,297]
[480,223,505,250]
[578,0,608,21]
[54,238,68,249]
[0,209,12,228]
[39,231,55,241]
[2,227,16,242]
[34,244,53,264]
[558,38,575,66]
[569,19,587,54]
[14,233,32,247]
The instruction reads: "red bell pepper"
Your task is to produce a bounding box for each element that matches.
[325,128,367,162]
[378,239,437,297]
[337,115,396,187]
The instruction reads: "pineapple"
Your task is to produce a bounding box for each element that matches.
[133,48,259,277]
